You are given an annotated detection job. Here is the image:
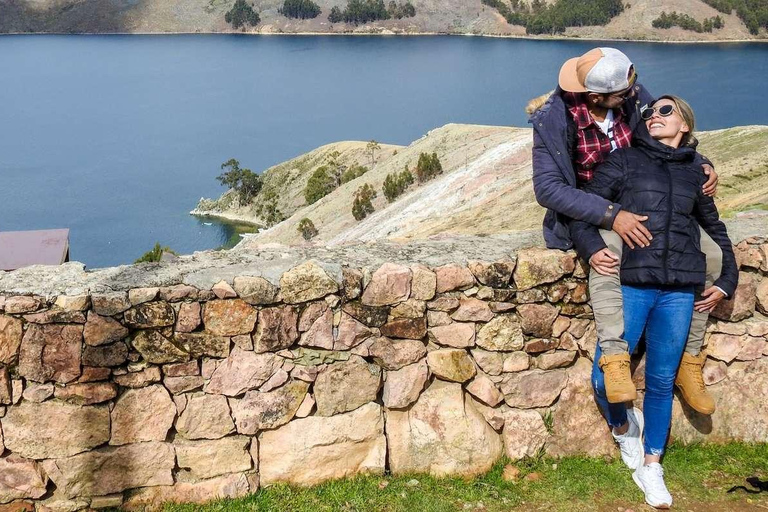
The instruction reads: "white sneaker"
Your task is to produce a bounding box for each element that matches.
[633,462,673,509]
[612,407,644,470]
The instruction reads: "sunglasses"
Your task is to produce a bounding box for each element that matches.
[641,104,676,120]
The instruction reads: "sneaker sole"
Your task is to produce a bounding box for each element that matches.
[632,471,671,509]
[606,391,638,403]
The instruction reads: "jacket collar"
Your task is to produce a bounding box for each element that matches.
[632,122,697,162]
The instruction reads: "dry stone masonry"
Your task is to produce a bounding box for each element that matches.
[1,236,767,510]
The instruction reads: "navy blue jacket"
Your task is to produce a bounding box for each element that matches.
[529,84,654,250]
[569,125,738,296]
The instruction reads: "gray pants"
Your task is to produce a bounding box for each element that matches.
[590,229,723,356]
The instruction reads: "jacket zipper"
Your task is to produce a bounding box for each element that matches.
[663,160,673,282]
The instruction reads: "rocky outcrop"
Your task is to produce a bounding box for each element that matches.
[0,236,766,508]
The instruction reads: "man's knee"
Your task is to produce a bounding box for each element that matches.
[700,228,722,284]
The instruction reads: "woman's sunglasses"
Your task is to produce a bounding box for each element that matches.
[641,104,676,120]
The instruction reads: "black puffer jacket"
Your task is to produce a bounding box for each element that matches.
[570,124,738,296]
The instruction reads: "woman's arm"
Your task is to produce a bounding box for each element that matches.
[692,186,739,297]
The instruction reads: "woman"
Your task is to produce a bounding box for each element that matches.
[570,95,738,509]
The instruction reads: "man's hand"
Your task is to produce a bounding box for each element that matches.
[694,286,726,313]
[702,163,718,197]
[612,210,652,249]
[589,248,620,276]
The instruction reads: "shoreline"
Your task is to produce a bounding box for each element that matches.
[2,29,767,44]
[190,208,262,228]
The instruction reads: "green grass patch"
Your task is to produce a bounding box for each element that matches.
[163,442,768,512]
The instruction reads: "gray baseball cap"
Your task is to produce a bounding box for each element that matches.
[559,47,634,94]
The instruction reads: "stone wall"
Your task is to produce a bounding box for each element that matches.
[1,236,767,511]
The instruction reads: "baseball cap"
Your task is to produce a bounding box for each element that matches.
[558,48,634,94]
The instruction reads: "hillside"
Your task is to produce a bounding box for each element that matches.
[1,0,766,41]
[193,122,768,250]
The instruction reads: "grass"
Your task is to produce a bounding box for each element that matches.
[163,442,768,512]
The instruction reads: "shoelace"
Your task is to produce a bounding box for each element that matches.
[684,361,707,392]
[604,360,631,382]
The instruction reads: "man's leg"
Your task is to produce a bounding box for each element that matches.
[590,229,635,402]
[675,227,721,415]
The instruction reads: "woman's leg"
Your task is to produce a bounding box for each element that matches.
[642,287,695,460]
[592,284,654,429]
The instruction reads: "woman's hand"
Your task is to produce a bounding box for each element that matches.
[702,164,718,197]
[694,286,726,312]
[589,248,620,276]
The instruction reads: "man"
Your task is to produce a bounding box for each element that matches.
[528,48,720,421]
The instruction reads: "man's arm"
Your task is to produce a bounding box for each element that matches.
[693,152,718,197]
[531,129,620,228]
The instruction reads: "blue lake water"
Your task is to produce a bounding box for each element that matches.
[1,35,767,268]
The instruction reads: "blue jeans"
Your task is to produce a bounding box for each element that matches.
[592,285,694,456]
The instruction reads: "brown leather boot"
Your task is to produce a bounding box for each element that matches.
[675,351,715,415]
[598,353,637,403]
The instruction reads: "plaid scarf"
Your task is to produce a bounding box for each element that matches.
[564,92,633,184]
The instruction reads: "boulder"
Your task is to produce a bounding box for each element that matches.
[475,315,524,352]
[113,366,162,388]
[499,369,568,408]
[471,348,503,376]
[426,349,476,383]
[212,281,237,300]
[3,297,42,315]
[536,350,577,370]
[18,324,82,384]
[131,330,188,364]
[706,333,743,363]
[279,261,339,304]
[341,302,389,327]
[124,302,175,328]
[175,332,230,358]
[91,293,130,316]
[231,379,309,434]
[368,337,426,370]
[233,276,280,305]
[204,348,281,396]
[513,248,575,291]
[203,300,258,336]
[298,306,334,350]
[468,259,516,288]
[1,401,110,459]
[82,341,129,367]
[429,322,476,348]
[176,302,202,333]
[711,272,757,322]
[128,287,159,305]
[176,393,235,440]
[334,313,377,350]
[546,359,614,457]
[175,436,253,480]
[83,312,128,347]
[361,263,412,306]
[122,472,252,508]
[259,402,385,486]
[0,315,23,365]
[410,264,437,301]
[386,380,502,476]
[314,356,381,416]
[110,385,176,445]
[503,409,549,460]
[54,295,90,311]
[451,298,494,322]
[41,442,174,498]
[465,374,503,407]
[54,382,117,406]
[0,456,48,503]
[434,264,476,293]
[253,306,299,353]
[382,359,429,409]
[517,303,559,337]
[380,317,427,339]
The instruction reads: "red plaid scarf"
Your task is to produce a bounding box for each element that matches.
[564,92,633,184]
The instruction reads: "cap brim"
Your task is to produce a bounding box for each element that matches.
[559,57,588,93]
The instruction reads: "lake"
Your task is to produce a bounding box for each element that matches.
[1,35,767,268]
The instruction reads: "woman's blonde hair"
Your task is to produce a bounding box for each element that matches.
[656,94,696,147]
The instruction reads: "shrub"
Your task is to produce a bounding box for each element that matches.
[382,166,414,202]
[416,152,443,183]
[298,218,319,240]
[304,166,336,204]
[217,159,263,205]
[328,0,392,24]
[225,0,260,28]
[352,184,377,220]
[257,189,285,227]
[387,0,416,19]
[341,164,369,184]
[279,0,322,19]
[135,242,176,264]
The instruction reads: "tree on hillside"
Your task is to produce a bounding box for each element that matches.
[352,184,377,220]
[217,159,263,204]
[135,242,177,264]
[366,140,381,168]
[415,152,443,183]
[304,166,336,204]
[298,218,319,240]
[341,164,369,184]
[382,166,414,202]
[279,0,322,19]
[226,0,260,29]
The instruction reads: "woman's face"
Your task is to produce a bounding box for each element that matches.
[646,98,689,145]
